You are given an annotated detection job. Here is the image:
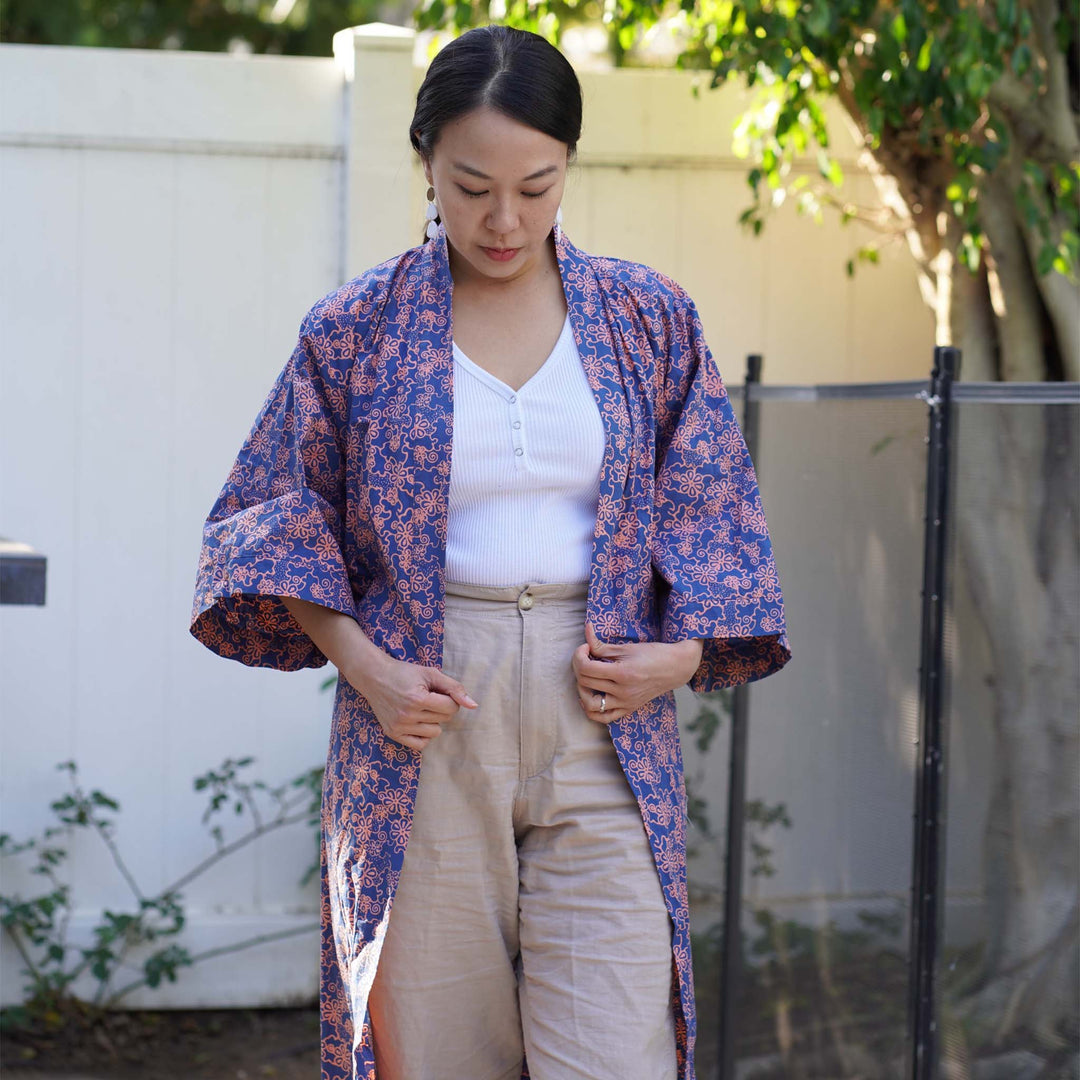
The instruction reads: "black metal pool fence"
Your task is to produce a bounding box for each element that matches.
[691,353,1079,1080]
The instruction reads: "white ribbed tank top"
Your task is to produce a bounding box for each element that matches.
[446,312,606,586]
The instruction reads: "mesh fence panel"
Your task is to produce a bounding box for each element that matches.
[682,392,929,1079]
[938,398,1079,1079]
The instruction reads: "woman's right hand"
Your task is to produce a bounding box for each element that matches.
[276,596,476,752]
[345,650,478,752]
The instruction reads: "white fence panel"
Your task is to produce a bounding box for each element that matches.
[1,27,947,1009]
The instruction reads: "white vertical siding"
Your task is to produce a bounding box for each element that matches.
[0,31,953,1010]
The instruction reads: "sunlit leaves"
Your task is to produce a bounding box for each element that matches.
[1018,160,1080,283]
[890,11,906,45]
[411,0,1076,289]
[916,34,932,71]
[816,147,843,187]
[845,245,880,278]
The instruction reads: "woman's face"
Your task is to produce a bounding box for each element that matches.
[420,105,568,285]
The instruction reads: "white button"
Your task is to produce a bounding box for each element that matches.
[513,420,521,429]
[509,394,517,403]
[518,592,534,611]
[514,447,524,456]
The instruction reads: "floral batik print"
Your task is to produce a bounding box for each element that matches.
[190,220,793,1080]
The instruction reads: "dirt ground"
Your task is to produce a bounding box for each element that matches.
[0,1004,320,1079]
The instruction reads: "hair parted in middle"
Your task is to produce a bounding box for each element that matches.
[409,25,583,243]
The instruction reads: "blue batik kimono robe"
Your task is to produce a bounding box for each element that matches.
[190,219,792,1080]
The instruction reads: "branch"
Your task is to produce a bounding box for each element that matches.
[988,72,1079,167]
[814,189,912,236]
[90,816,144,905]
[1032,0,1079,149]
[833,53,871,142]
[977,162,1048,379]
[235,782,264,831]
[104,920,319,1006]
[165,806,312,896]
[1,923,44,986]
[1000,147,1080,379]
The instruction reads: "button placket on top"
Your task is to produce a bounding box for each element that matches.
[508,393,527,465]
[450,313,570,472]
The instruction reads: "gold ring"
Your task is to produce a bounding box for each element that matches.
[599,693,607,713]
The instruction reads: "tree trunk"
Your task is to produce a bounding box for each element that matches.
[947,59,1080,1042]
[944,280,1080,1057]
[870,90,1080,1057]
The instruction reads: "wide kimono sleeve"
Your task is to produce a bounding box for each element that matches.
[651,287,792,693]
[189,310,357,671]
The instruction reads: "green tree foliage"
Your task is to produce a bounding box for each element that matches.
[0,0,389,55]
[415,0,1080,381]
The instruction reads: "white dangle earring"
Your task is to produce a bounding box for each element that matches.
[425,185,439,240]
[554,204,563,235]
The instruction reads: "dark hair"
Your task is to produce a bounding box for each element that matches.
[410,25,583,243]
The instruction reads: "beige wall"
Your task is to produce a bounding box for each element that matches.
[557,70,934,385]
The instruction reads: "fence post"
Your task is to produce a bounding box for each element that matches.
[716,353,762,1080]
[332,22,417,282]
[907,345,961,1080]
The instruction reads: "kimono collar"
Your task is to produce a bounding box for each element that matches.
[396,218,634,636]
[414,217,631,497]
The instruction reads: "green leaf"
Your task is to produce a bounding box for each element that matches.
[995,0,1017,31]
[1011,42,1031,76]
[965,66,988,98]
[806,97,828,146]
[867,105,883,137]
[1055,12,1074,53]
[806,2,829,38]
[776,106,793,140]
[916,36,932,72]
[891,12,907,45]
[1024,161,1047,188]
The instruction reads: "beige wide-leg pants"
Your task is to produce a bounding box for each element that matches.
[368,580,678,1080]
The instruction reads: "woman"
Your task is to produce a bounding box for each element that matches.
[190,24,791,1080]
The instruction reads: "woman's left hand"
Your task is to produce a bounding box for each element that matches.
[571,621,705,724]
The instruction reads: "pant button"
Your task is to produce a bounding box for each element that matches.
[518,592,534,611]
